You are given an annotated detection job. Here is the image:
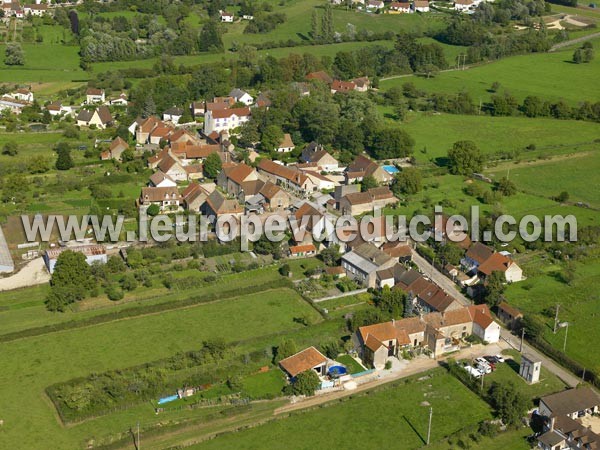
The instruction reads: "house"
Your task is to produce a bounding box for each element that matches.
[163,107,184,125]
[108,92,128,106]
[229,88,253,106]
[355,304,499,368]
[257,181,290,211]
[304,171,337,191]
[389,1,411,13]
[461,242,494,273]
[258,159,316,195]
[352,77,371,92]
[86,88,105,104]
[217,163,259,199]
[413,0,430,12]
[339,186,399,216]
[366,0,384,9]
[8,88,33,102]
[149,124,174,145]
[497,301,523,329]
[170,142,220,163]
[279,347,328,379]
[255,92,272,109]
[454,0,474,10]
[331,80,356,94]
[182,182,209,212]
[202,190,244,220]
[301,143,340,172]
[0,96,30,115]
[43,245,107,274]
[470,304,501,343]
[132,116,162,143]
[291,202,327,242]
[536,388,600,450]
[477,252,523,283]
[345,155,393,185]
[381,241,413,263]
[204,107,251,134]
[23,3,47,16]
[276,133,295,153]
[191,101,205,118]
[157,153,188,182]
[220,11,234,22]
[289,243,317,258]
[76,106,113,129]
[100,137,129,161]
[46,101,73,117]
[341,242,395,288]
[139,186,182,212]
[305,71,333,85]
[149,170,177,188]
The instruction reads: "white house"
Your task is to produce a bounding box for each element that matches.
[276,133,295,153]
[8,88,33,102]
[46,101,73,117]
[204,107,251,134]
[412,0,430,12]
[162,107,184,125]
[389,1,411,13]
[76,106,113,130]
[108,93,128,106]
[220,11,234,22]
[471,306,501,343]
[229,88,253,106]
[86,88,105,104]
[24,3,48,16]
[454,0,474,10]
[366,0,384,9]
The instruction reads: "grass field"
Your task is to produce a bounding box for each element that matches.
[486,151,600,208]
[397,113,600,164]
[0,287,320,449]
[380,39,600,104]
[505,256,600,373]
[191,369,492,450]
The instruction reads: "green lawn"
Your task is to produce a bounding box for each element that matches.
[504,256,600,373]
[241,370,287,399]
[380,39,600,104]
[0,287,320,449]
[191,369,492,450]
[335,354,365,374]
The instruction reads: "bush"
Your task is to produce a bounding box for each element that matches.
[105,284,124,301]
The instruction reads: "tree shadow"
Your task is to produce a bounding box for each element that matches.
[403,415,427,445]
[296,32,310,41]
[434,156,450,168]
[506,358,521,375]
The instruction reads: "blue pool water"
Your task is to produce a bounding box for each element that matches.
[328,366,348,377]
[382,165,399,174]
[158,394,179,405]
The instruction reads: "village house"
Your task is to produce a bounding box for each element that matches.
[76,106,113,129]
[23,3,47,16]
[156,152,188,182]
[454,0,474,10]
[355,304,499,368]
[181,182,209,212]
[331,80,356,94]
[204,107,251,134]
[108,92,128,106]
[229,88,254,106]
[130,116,163,143]
[162,107,184,125]
[389,1,411,13]
[86,88,105,104]
[461,242,495,273]
[217,163,259,200]
[220,10,234,22]
[352,77,371,92]
[8,88,33,102]
[305,71,334,85]
[279,347,328,380]
[0,96,30,115]
[380,241,413,263]
[366,0,384,10]
[497,301,523,330]
[303,171,337,191]
[258,159,316,195]
[246,181,290,213]
[339,186,399,216]
[46,101,73,117]
[148,170,177,188]
[170,142,221,164]
[345,154,394,185]
[289,243,318,258]
[536,388,600,450]
[100,137,129,161]
[291,202,327,245]
[412,0,430,12]
[276,133,295,153]
[139,186,182,212]
[149,124,175,146]
[201,190,244,221]
[43,245,107,274]
[341,242,396,288]
[477,252,524,283]
[301,142,340,172]
[255,92,272,108]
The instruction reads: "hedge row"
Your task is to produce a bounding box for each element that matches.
[0,278,293,344]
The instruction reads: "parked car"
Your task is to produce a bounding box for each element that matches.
[483,356,498,368]
[495,354,505,363]
[464,365,482,378]
[476,363,492,374]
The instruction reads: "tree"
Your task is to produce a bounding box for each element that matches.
[55,147,74,170]
[204,152,222,179]
[320,245,340,266]
[447,140,484,175]
[142,94,156,118]
[289,370,321,396]
[488,381,529,426]
[367,127,415,160]
[320,3,334,43]
[199,20,224,52]
[5,43,24,66]
[556,191,569,203]
[375,286,405,317]
[46,250,96,311]
[360,175,378,192]
[261,125,284,152]
[274,339,297,363]
[573,48,583,64]
[519,314,545,340]
[483,271,505,307]
[393,167,422,195]
[583,46,594,63]
[310,10,319,41]
[439,243,463,266]
[495,177,517,196]
[2,141,18,156]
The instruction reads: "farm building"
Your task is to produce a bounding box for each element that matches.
[43,245,107,274]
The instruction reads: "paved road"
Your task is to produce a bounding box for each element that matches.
[500,329,580,388]
[411,251,471,306]
[550,31,600,52]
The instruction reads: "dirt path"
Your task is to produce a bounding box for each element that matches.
[0,257,49,292]
[550,31,600,51]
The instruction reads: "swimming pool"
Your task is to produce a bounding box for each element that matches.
[382,165,399,174]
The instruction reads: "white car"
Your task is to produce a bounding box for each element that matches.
[495,354,505,363]
[476,363,492,374]
[475,357,489,367]
[464,365,482,378]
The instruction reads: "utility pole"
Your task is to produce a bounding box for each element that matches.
[582,368,586,383]
[553,304,560,334]
[427,407,433,445]
[137,421,140,450]
[480,371,485,392]
[520,327,525,352]
[563,323,569,352]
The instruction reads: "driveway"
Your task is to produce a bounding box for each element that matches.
[0,257,49,292]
